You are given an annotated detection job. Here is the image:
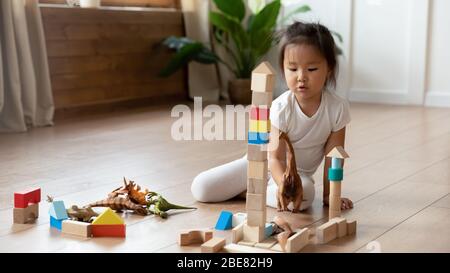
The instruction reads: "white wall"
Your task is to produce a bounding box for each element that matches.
[270,0,449,107]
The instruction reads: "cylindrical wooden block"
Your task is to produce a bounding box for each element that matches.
[329,209,341,219]
[330,182,341,197]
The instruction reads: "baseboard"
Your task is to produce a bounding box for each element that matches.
[424,91,450,108]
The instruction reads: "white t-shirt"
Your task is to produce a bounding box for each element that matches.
[270,90,351,177]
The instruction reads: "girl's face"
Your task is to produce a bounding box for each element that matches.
[283,43,330,101]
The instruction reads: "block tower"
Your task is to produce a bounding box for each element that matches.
[13,187,41,224]
[244,62,275,243]
[316,146,357,244]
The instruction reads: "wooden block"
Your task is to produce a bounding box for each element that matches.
[92,208,124,225]
[50,216,63,230]
[243,224,265,243]
[232,223,244,244]
[178,229,213,246]
[250,106,269,120]
[62,220,92,237]
[330,217,347,238]
[232,213,247,228]
[247,209,266,227]
[249,120,270,133]
[248,132,269,145]
[14,187,41,208]
[49,200,68,220]
[317,221,337,244]
[247,160,268,180]
[347,220,357,235]
[247,178,266,194]
[201,237,226,253]
[329,209,341,220]
[251,62,276,92]
[13,203,39,224]
[251,92,272,107]
[91,224,126,237]
[330,182,342,197]
[286,228,310,253]
[246,193,265,211]
[237,240,256,247]
[270,243,284,252]
[247,144,267,161]
[223,243,277,253]
[255,237,277,249]
[326,146,349,159]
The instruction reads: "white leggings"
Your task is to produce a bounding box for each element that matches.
[191,155,315,211]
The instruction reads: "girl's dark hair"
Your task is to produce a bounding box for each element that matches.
[278,21,338,89]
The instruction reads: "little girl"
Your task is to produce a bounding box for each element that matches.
[191,21,353,212]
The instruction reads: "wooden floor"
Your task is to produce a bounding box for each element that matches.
[0,102,449,253]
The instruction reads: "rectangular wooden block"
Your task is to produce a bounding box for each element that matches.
[62,220,92,237]
[232,223,244,244]
[179,230,214,246]
[246,193,265,211]
[91,224,126,237]
[286,228,310,253]
[13,203,39,224]
[247,178,266,194]
[347,220,357,235]
[317,221,337,244]
[14,187,41,208]
[330,217,347,238]
[247,144,267,161]
[330,182,341,196]
[251,73,275,92]
[329,209,341,220]
[201,237,226,253]
[255,237,277,249]
[237,240,256,247]
[251,92,272,107]
[249,120,271,133]
[247,160,268,180]
[250,106,269,120]
[243,224,265,243]
[224,243,277,253]
[270,243,283,252]
[247,209,266,227]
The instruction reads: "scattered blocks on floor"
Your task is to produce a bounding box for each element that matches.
[243,224,265,243]
[49,200,68,230]
[14,188,41,208]
[91,224,126,237]
[13,203,39,224]
[179,229,213,246]
[62,220,92,237]
[201,237,226,253]
[317,221,338,244]
[231,223,244,244]
[347,220,357,235]
[232,213,247,228]
[215,211,233,230]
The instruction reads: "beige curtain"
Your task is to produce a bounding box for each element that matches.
[0,0,54,133]
[181,0,228,102]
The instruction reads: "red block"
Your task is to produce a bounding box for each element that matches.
[14,188,41,208]
[92,225,126,238]
[250,106,269,121]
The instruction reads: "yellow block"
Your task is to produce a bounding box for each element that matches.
[249,120,270,133]
[92,208,124,225]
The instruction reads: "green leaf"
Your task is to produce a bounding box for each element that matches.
[210,11,249,48]
[249,0,281,32]
[162,36,195,50]
[331,30,343,43]
[212,0,246,22]
[159,43,203,77]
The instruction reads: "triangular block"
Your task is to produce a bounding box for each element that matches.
[326,146,349,159]
[48,201,68,220]
[215,211,233,230]
[92,208,124,225]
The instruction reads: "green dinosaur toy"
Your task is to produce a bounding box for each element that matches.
[146,192,196,219]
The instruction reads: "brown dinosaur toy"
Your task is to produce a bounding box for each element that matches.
[277,132,303,213]
[109,177,149,205]
[67,205,98,222]
[87,195,148,216]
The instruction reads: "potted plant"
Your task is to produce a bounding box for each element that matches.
[160,0,340,104]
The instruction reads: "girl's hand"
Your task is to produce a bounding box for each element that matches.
[323,197,354,210]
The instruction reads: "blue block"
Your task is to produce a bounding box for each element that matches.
[49,200,68,220]
[215,211,233,230]
[331,158,342,169]
[265,223,274,238]
[50,216,63,230]
[328,168,343,181]
[248,132,269,144]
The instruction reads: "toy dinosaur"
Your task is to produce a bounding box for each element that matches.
[278,132,304,213]
[66,205,98,222]
[87,196,148,216]
[109,177,150,205]
[146,192,196,219]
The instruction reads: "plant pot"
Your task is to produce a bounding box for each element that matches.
[228,79,251,105]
